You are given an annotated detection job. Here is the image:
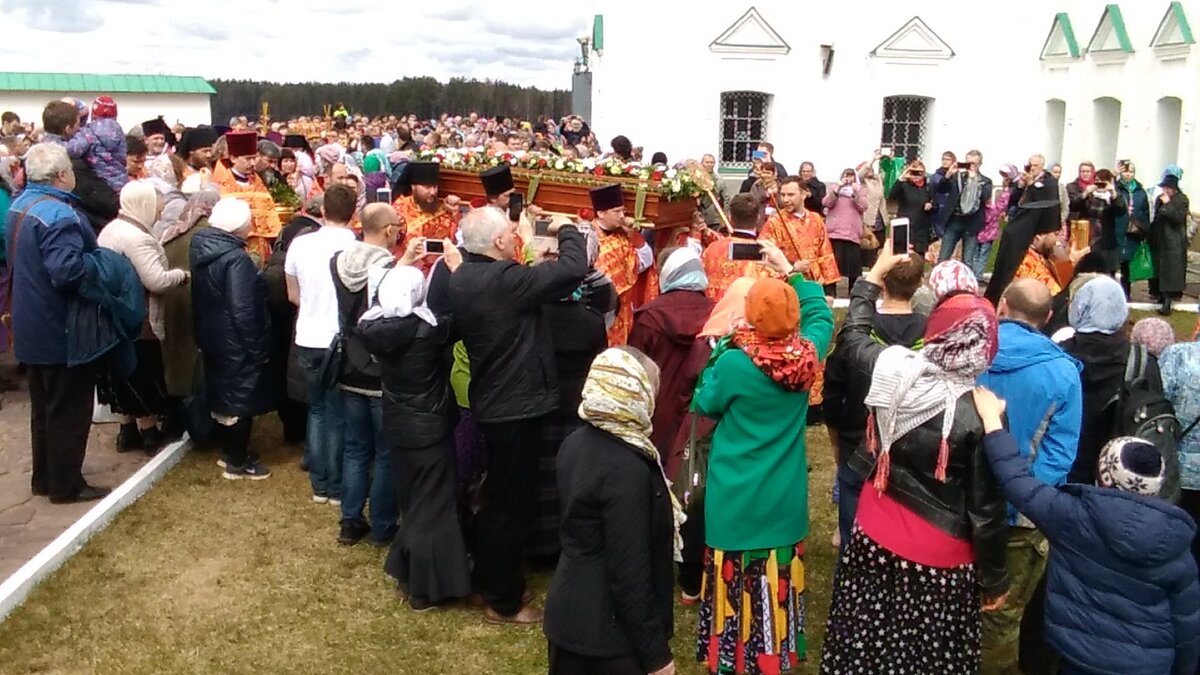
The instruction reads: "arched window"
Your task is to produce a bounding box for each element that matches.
[719,91,770,167]
[1154,96,1182,171]
[879,95,930,161]
[1045,99,1066,165]
[1092,97,1122,167]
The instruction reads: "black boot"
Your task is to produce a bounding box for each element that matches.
[140,426,167,456]
[116,423,143,452]
[1160,295,1173,316]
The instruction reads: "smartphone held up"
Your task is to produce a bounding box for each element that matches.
[729,241,762,261]
[890,218,910,255]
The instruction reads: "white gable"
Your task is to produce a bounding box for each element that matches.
[1041,13,1080,59]
[710,7,790,56]
[871,16,954,63]
[1152,3,1194,47]
[1044,30,1070,57]
[1091,21,1122,51]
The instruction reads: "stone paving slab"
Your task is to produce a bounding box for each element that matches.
[0,366,150,582]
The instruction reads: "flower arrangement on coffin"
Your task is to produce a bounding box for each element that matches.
[415,148,702,201]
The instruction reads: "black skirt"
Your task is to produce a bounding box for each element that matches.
[528,411,582,560]
[96,338,170,418]
[385,438,471,604]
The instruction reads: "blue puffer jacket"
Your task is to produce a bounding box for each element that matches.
[978,320,1083,524]
[6,183,96,365]
[984,431,1200,675]
[67,248,144,376]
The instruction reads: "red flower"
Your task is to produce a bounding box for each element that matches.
[592,166,605,176]
[538,158,547,168]
[652,170,664,181]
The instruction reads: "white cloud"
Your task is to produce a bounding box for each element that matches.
[0,0,596,90]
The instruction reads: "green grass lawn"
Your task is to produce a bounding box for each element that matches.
[0,420,840,675]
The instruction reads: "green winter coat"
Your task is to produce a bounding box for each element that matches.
[694,275,834,551]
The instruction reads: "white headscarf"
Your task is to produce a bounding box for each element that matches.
[358,265,437,326]
[118,180,159,230]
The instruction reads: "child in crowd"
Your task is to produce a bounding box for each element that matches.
[78,96,129,192]
[974,388,1200,675]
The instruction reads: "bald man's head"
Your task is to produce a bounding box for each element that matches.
[361,203,401,248]
[999,278,1053,328]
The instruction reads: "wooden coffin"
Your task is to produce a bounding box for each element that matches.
[438,168,696,231]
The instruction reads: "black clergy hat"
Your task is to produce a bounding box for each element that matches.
[589,183,624,212]
[479,165,514,196]
[282,134,312,155]
[176,125,219,158]
[141,117,176,146]
[408,161,440,186]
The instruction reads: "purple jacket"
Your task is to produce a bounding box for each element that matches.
[81,119,128,193]
[822,184,868,243]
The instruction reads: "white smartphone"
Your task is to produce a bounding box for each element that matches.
[891,218,910,254]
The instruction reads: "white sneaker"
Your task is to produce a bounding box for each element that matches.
[329,498,342,507]
[312,494,329,504]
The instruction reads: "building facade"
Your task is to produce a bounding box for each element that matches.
[0,72,214,130]
[587,2,1198,189]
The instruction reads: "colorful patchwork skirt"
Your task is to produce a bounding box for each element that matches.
[695,543,807,675]
[820,528,981,674]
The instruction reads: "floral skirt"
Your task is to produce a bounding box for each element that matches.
[695,543,806,675]
[820,528,981,675]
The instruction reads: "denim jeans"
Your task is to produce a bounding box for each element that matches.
[297,347,344,499]
[341,391,397,539]
[835,462,865,553]
[938,216,980,265]
[971,240,994,280]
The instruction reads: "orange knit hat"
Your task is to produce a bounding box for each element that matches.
[745,278,799,339]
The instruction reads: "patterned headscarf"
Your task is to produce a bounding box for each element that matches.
[864,293,999,489]
[928,260,979,302]
[1069,276,1127,335]
[1130,318,1176,357]
[578,348,686,561]
[161,186,220,243]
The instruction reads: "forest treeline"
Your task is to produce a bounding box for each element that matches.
[209,77,572,122]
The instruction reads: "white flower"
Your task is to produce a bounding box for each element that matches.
[554,159,565,170]
[665,169,677,179]
[583,158,597,170]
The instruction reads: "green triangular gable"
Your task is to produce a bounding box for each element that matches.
[1088,4,1134,54]
[1041,12,1081,59]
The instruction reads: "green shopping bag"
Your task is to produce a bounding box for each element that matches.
[1129,241,1155,282]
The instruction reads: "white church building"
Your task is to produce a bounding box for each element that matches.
[585,1,1198,190]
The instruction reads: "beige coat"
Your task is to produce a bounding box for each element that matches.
[98,218,187,341]
[860,175,891,232]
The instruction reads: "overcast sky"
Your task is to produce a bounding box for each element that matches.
[0,0,596,90]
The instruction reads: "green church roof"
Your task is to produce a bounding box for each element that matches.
[0,72,215,95]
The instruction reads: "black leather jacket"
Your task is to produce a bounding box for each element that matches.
[839,279,1010,596]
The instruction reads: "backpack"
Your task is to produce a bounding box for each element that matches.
[1107,344,1181,502]
[264,221,318,310]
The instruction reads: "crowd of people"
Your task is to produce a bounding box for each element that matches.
[3,94,1200,675]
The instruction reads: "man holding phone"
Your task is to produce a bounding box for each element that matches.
[699,193,778,300]
[589,184,655,346]
[936,150,992,265]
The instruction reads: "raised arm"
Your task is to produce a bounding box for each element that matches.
[510,224,588,310]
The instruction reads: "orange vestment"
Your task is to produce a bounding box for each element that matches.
[761,210,840,285]
[212,162,281,264]
[1015,248,1064,295]
[595,227,656,346]
[700,235,778,302]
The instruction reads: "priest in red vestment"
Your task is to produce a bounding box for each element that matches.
[212,130,281,263]
[392,161,459,244]
[761,176,840,295]
[700,193,778,301]
[589,184,655,346]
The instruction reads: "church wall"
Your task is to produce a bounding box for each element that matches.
[590,0,1198,193]
[0,92,212,132]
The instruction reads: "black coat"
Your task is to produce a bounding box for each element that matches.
[544,425,674,672]
[804,176,826,214]
[1150,191,1190,294]
[190,228,276,417]
[70,158,118,232]
[1062,333,1163,485]
[824,311,926,464]
[838,279,1010,597]
[358,313,456,450]
[887,179,934,252]
[447,227,588,423]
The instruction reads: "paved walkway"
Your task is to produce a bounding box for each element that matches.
[0,361,150,582]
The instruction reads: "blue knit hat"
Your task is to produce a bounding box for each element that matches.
[1098,437,1164,497]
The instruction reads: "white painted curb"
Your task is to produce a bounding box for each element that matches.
[0,435,191,622]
